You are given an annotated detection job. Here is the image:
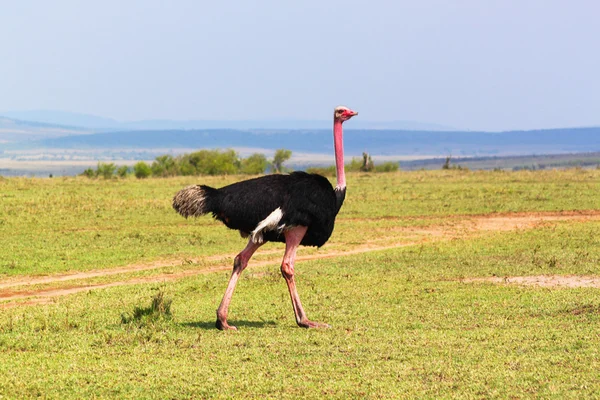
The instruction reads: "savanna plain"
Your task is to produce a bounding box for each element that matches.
[1,169,600,398]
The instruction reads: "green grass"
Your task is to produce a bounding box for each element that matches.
[0,170,599,398]
[1,170,599,276]
[1,222,600,398]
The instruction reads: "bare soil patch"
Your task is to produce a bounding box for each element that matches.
[462,275,600,289]
[384,210,600,238]
[1,210,599,307]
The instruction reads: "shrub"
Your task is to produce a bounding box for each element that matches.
[272,149,292,173]
[97,162,117,179]
[151,155,178,177]
[133,161,152,179]
[306,166,336,176]
[121,288,172,326]
[375,162,399,172]
[346,158,363,172]
[240,153,268,174]
[361,152,374,172]
[180,149,241,175]
[150,154,178,177]
[117,165,130,178]
[442,156,451,170]
[82,168,96,178]
[81,149,283,177]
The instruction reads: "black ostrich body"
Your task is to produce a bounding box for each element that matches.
[173,106,357,330]
[174,171,345,247]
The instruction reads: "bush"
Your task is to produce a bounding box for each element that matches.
[375,162,399,172]
[151,155,178,177]
[442,156,468,171]
[240,153,268,174]
[82,168,96,178]
[178,149,241,175]
[307,160,398,175]
[306,166,336,176]
[97,162,117,179]
[133,161,152,179]
[121,288,172,326]
[361,152,374,172]
[81,148,289,178]
[442,156,451,170]
[346,158,363,172]
[117,165,130,178]
[272,149,292,173]
[306,159,362,176]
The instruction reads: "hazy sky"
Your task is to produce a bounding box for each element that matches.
[1,0,598,131]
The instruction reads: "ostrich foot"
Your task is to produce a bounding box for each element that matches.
[215,319,237,331]
[298,320,331,329]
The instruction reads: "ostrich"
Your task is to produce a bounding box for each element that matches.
[173,106,358,330]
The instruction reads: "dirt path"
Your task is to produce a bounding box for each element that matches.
[0,243,422,308]
[462,275,600,288]
[2,210,600,307]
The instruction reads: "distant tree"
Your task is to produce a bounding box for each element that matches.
[210,149,241,175]
[240,153,268,174]
[346,157,363,172]
[361,152,374,172]
[305,165,336,176]
[272,149,292,173]
[442,156,452,170]
[176,153,197,176]
[82,168,96,178]
[198,149,239,175]
[133,161,152,179]
[151,155,178,177]
[374,162,399,172]
[117,165,130,178]
[97,162,117,179]
[175,149,242,175]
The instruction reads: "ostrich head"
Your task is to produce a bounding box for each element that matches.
[334,106,358,122]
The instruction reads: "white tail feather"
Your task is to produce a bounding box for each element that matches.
[251,208,284,243]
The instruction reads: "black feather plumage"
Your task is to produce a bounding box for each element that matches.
[173,171,343,247]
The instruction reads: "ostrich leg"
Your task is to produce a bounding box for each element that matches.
[216,239,263,330]
[281,226,330,328]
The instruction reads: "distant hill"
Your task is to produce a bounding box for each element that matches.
[401,152,600,171]
[119,119,454,131]
[0,116,90,143]
[1,110,121,130]
[1,110,455,131]
[29,127,600,157]
[3,110,599,160]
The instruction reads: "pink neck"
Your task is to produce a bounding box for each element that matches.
[333,119,345,189]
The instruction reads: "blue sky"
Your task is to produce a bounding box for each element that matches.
[1,0,598,131]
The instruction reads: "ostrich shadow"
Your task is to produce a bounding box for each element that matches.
[180,320,277,330]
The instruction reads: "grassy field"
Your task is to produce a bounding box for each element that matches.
[1,170,600,398]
